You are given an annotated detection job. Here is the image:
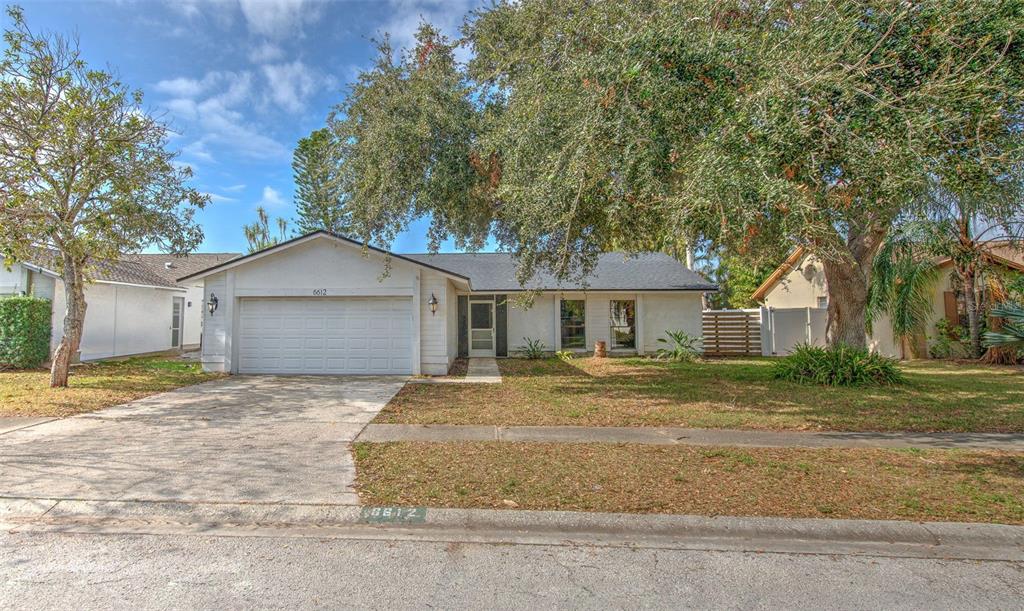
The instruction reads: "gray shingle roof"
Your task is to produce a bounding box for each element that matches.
[22,249,241,289]
[128,253,242,286]
[404,252,717,292]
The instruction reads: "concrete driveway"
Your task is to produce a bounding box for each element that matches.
[0,376,405,505]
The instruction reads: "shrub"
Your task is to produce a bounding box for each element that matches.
[0,296,52,369]
[929,319,968,359]
[654,330,701,362]
[772,343,903,387]
[517,337,547,359]
[555,350,575,361]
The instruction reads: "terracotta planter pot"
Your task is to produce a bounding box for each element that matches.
[594,340,607,358]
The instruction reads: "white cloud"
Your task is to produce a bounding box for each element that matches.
[224,183,247,192]
[248,41,284,63]
[183,138,216,163]
[159,0,319,39]
[238,0,321,40]
[159,70,290,161]
[261,60,334,113]
[155,75,212,99]
[257,185,286,207]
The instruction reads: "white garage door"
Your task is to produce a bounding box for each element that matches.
[237,298,413,374]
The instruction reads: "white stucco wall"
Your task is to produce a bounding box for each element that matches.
[181,284,204,348]
[762,254,829,310]
[420,270,450,375]
[507,293,557,354]
[200,272,228,372]
[642,293,705,351]
[445,280,459,365]
[0,263,27,295]
[49,279,178,361]
[503,291,704,355]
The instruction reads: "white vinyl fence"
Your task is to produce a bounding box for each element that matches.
[703,307,828,357]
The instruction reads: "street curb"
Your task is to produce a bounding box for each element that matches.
[3,498,1022,561]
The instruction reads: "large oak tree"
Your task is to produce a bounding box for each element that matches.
[0,7,207,386]
[328,0,1024,348]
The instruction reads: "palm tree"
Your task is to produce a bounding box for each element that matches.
[983,303,1024,350]
[868,229,939,356]
[913,185,1024,358]
[242,206,289,254]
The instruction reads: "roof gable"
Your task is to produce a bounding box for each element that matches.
[176,232,471,283]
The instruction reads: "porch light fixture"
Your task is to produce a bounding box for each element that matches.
[427,293,438,315]
[207,293,219,315]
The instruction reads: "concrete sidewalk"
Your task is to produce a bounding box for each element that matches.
[356,423,1024,451]
[2,498,1021,561]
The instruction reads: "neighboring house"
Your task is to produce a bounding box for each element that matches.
[0,251,239,361]
[180,231,717,375]
[129,253,242,349]
[751,245,1024,357]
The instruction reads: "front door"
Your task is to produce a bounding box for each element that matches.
[468,300,495,357]
[171,297,184,349]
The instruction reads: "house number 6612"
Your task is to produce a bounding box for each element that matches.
[312,288,328,296]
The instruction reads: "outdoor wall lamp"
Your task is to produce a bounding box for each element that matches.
[207,293,219,315]
[428,293,438,315]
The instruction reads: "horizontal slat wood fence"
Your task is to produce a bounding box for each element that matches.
[702,309,762,356]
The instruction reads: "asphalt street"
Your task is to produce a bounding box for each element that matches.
[2,529,1022,610]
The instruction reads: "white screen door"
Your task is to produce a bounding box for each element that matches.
[171,297,184,348]
[469,300,495,357]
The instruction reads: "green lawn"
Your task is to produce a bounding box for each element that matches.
[376,357,1024,432]
[0,357,222,418]
[354,442,1024,524]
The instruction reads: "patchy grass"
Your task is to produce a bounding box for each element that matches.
[0,357,222,418]
[377,357,1024,432]
[354,442,1024,524]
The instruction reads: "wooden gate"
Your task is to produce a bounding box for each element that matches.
[702,309,762,356]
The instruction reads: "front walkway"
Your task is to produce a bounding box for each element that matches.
[356,423,1024,451]
[408,357,502,384]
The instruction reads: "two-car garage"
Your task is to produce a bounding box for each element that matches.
[186,232,470,376]
[236,297,414,375]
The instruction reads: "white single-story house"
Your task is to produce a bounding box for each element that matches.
[180,231,718,376]
[751,244,1024,357]
[1,250,239,361]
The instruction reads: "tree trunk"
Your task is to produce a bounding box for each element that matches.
[821,258,870,348]
[820,229,885,350]
[49,255,87,388]
[962,266,981,359]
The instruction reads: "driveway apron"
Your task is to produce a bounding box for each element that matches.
[0,376,405,506]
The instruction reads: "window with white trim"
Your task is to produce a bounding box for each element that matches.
[609,300,636,349]
[560,299,586,349]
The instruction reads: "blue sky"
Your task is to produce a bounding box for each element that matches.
[19,0,485,255]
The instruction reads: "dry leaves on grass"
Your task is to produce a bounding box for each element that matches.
[354,441,1024,524]
[375,357,1024,432]
[0,358,221,417]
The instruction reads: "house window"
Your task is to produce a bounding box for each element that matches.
[560,299,586,349]
[609,300,635,349]
[816,296,828,309]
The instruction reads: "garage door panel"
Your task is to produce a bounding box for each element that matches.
[238,297,413,375]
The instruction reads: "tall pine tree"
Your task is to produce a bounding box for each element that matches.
[292,128,349,235]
